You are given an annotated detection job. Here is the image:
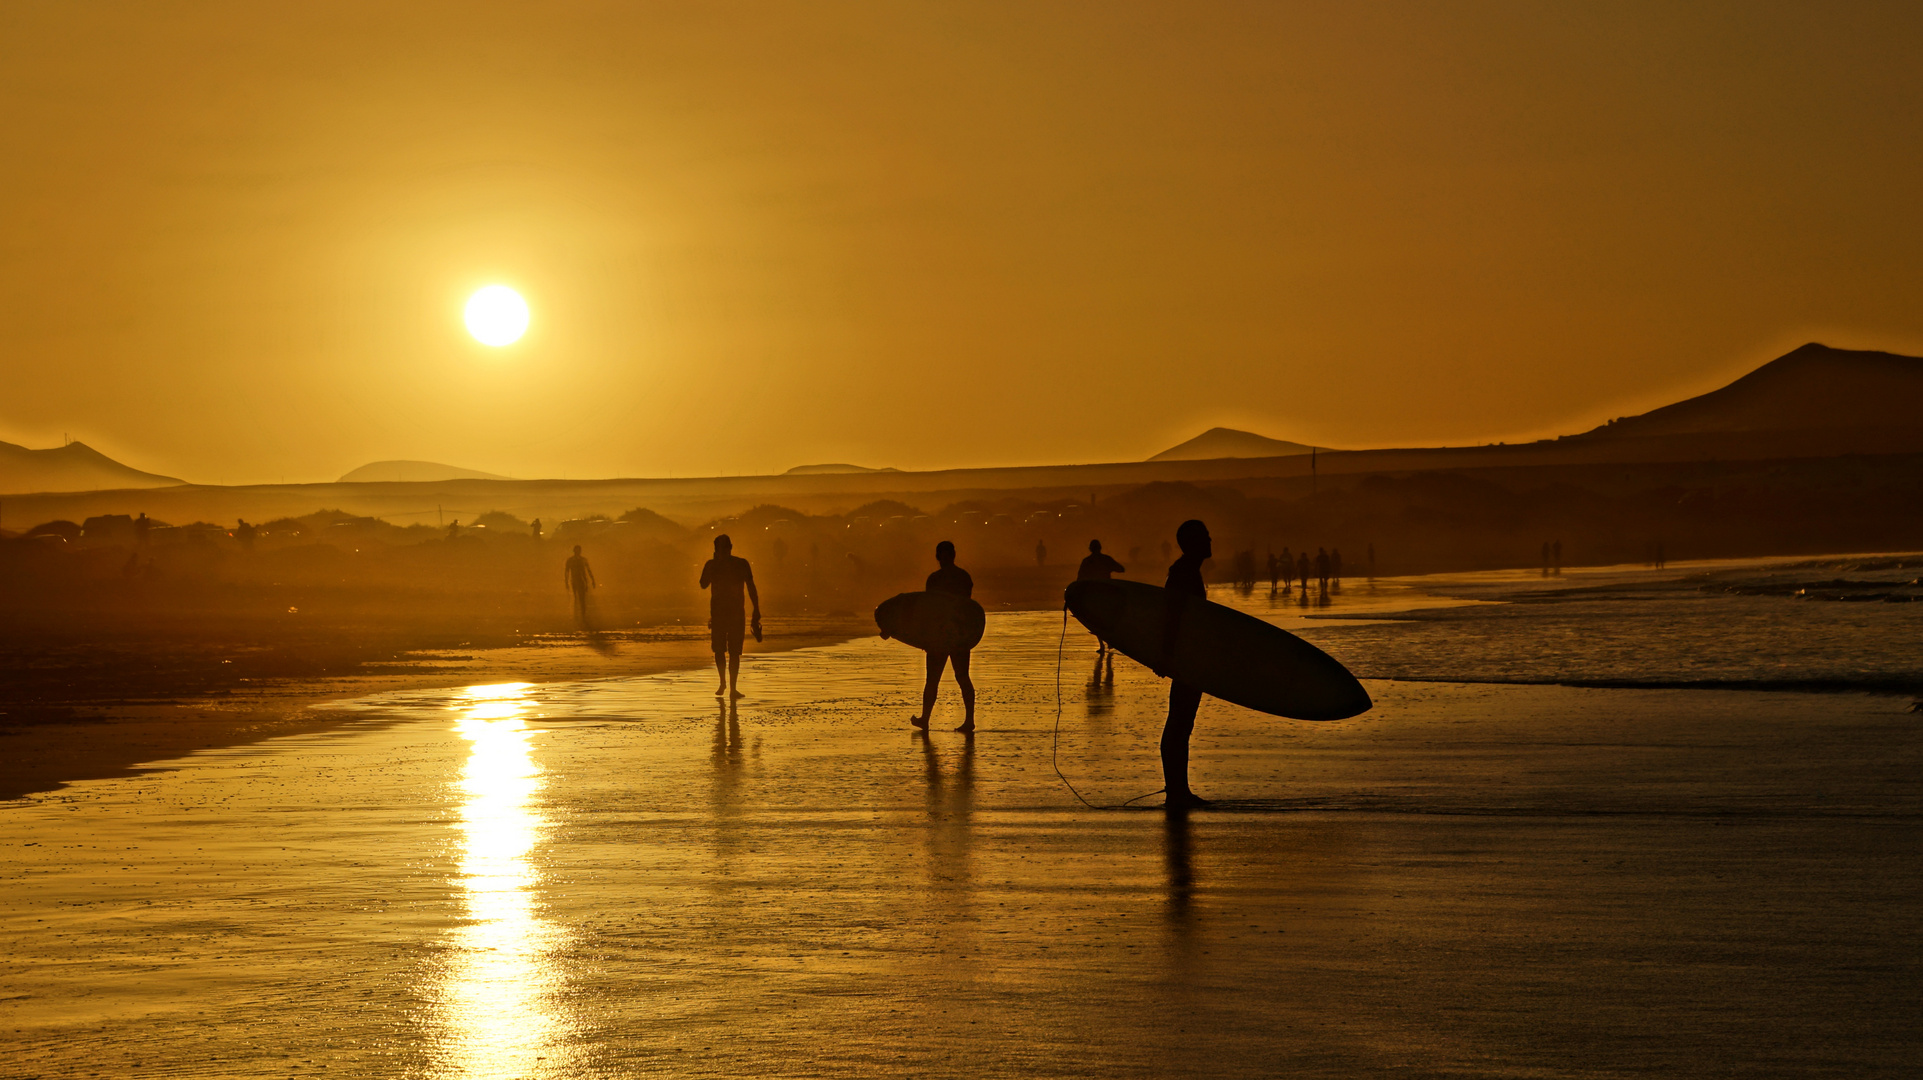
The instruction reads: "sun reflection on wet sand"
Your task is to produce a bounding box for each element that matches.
[439,682,566,1079]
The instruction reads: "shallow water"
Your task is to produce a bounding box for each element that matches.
[1227,554,1923,691]
[4,596,1921,1077]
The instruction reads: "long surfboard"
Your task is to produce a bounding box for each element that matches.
[875,591,986,654]
[1065,579,1371,721]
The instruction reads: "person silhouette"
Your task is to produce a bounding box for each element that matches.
[1552,539,1563,575]
[1297,550,1311,594]
[912,540,976,732]
[1315,547,1330,591]
[1331,548,1343,587]
[1281,546,1294,593]
[1158,519,1212,809]
[531,518,543,540]
[700,534,761,699]
[563,544,596,624]
[1077,539,1125,653]
[1035,538,1048,567]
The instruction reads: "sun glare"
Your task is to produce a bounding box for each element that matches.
[464,286,529,347]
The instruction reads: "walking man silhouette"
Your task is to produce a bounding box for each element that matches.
[912,541,976,733]
[700,535,761,699]
[1076,539,1125,654]
[1158,519,1212,809]
[563,545,596,625]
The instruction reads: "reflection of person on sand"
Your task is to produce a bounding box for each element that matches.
[1158,519,1212,810]
[1076,539,1125,653]
[911,541,976,733]
[700,535,761,699]
[563,544,597,624]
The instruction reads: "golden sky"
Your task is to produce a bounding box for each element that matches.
[3,1,1920,483]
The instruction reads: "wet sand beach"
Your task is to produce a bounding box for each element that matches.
[4,600,1919,1078]
[0,617,872,802]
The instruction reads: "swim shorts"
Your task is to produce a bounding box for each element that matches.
[710,610,746,654]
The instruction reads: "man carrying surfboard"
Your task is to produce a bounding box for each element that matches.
[699,534,761,699]
[1160,519,1213,809]
[911,540,976,733]
[1076,540,1125,654]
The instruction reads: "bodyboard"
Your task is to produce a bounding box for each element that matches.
[875,591,987,654]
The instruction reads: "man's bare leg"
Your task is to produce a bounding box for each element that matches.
[728,650,743,698]
[911,652,946,730]
[952,650,976,732]
[714,652,728,696]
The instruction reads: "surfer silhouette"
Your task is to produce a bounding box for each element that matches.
[563,545,597,624]
[1077,540,1125,653]
[912,540,976,733]
[699,535,761,699]
[1158,519,1212,810]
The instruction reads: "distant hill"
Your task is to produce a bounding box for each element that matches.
[1149,428,1316,461]
[1572,343,1923,441]
[0,440,183,495]
[785,463,901,475]
[338,460,513,483]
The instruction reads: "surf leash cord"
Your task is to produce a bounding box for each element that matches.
[1051,599,1166,811]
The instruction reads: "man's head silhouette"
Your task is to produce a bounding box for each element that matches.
[714,534,732,554]
[1088,539,1103,553]
[572,544,582,555]
[1176,519,1211,559]
[935,540,956,565]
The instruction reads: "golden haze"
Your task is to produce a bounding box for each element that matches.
[1,1,1920,484]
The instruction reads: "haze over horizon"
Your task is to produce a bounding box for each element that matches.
[4,1,1921,485]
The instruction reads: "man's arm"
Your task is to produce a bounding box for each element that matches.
[699,560,713,590]
[745,563,760,615]
[587,563,597,588]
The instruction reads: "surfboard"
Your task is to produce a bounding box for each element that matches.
[1065,579,1371,721]
[875,591,986,654]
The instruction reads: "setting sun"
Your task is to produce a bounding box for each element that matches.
[464,286,529,347]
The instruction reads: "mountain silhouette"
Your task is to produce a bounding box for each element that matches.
[0,440,183,495]
[785,463,901,475]
[338,460,513,483]
[1572,343,1923,441]
[1149,427,1316,461]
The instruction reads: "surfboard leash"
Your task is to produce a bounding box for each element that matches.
[1051,599,1166,811]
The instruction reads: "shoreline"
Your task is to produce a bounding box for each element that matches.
[10,549,1916,803]
[0,617,872,802]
